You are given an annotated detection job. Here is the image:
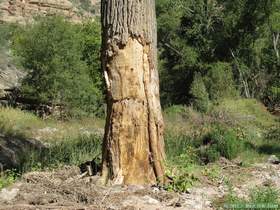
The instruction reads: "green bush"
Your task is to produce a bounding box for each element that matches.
[266,83,280,109]
[12,16,104,117]
[205,62,238,101]
[198,127,243,163]
[190,73,210,112]
[199,145,221,163]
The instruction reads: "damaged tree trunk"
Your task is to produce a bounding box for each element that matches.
[101,0,165,185]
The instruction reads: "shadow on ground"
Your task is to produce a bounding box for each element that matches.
[258,144,280,156]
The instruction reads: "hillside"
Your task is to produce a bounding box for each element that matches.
[0,0,100,24]
[0,100,279,209]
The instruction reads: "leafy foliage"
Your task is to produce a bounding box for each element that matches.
[12,16,104,117]
[205,62,237,101]
[0,170,18,190]
[157,0,279,110]
[199,127,244,163]
[190,73,210,112]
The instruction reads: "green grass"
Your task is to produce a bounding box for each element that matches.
[163,99,280,192]
[0,107,103,189]
[0,98,279,191]
[215,99,276,129]
[0,107,44,138]
[19,134,102,173]
[0,133,101,190]
[0,170,18,190]
[0,107,104,141]
[215,186,280,210]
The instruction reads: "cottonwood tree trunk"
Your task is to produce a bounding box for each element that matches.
[101,0,165,185]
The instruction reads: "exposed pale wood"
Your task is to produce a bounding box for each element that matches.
[101,0,165,185]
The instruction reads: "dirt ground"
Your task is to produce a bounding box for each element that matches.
[0,159,280,210]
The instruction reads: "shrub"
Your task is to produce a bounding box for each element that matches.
[12,16,104,118]
[190,73,210,112]
[205,62,238,101]
[199,145,221,163]
[198,126,243,163]
[266,84,280,109]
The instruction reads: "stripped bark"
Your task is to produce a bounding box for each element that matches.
[101,0,165,185]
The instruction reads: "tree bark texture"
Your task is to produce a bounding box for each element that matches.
[101,0,165,185]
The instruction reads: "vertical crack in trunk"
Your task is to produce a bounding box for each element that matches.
[101,0,165,185]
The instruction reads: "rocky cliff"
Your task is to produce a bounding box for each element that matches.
[0,0,100,24]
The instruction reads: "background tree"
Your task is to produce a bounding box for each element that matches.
[156,0,279,110]
[12,16,103,117]
[101,0,165,185]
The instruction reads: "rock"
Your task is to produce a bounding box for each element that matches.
[0,0,100,24]
[0,52,25,98]
[268,155,280,165]
[167,198,183,207]
[141,195,160,205]
[0,133,46,170]
[0,188,19,202]
[122,195,160,207]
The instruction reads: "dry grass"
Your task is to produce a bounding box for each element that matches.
[0,107,105,142]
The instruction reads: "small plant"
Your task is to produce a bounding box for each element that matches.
[165,171,198,193]
[202,165,221,182]
[0,170,18,189]
[164,132,200,192]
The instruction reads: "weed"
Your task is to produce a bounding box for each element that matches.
[165,171,198,193]
[0,169,19,189]
[202,165,221,182]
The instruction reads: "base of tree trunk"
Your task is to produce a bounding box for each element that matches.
[101,38,165,185]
